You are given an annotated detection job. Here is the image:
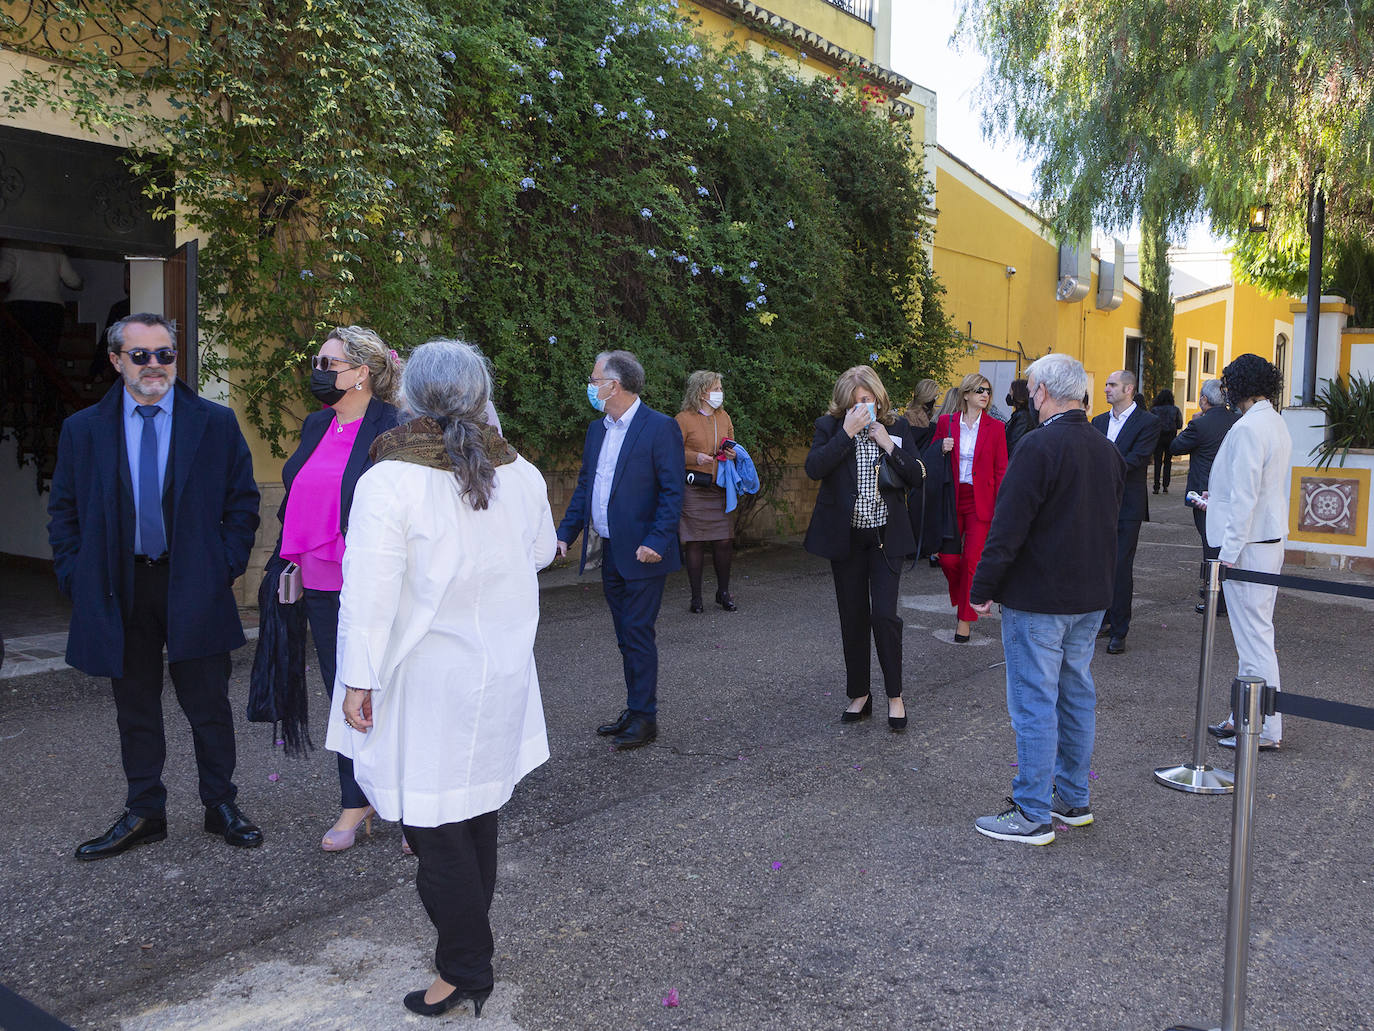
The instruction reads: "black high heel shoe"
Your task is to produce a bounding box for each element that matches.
[403,985,492,1018]
[689,598,704,614]
[888,701,908,732]
[840,695,872,723]
[715,589,737,612]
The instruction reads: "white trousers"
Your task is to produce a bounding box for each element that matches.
[1222,540,1284,741]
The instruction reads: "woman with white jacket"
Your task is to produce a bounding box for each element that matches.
[327,339,556,1018]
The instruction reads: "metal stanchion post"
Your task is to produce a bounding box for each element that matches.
[1164,676,1266,1031]
[1155,559,1234,794]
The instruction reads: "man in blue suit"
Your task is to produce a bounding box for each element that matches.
[557,350,685,750]
[1091,369,1161,654]
[48,313,262,859]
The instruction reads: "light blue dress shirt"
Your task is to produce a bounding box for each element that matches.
[590,397,640,539]
[123,386,175,554]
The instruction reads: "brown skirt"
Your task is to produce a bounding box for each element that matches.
[679,483,733,542]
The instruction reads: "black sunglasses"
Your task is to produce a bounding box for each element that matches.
[119,348,177,366]
[311,355,360,372]
[971,386,991,395]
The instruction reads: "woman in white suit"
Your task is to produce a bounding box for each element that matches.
[1202,354,1292,750]
[327,339,556,1018]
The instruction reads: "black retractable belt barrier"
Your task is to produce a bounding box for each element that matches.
[0,982,77,1031]
[1166,562,1374,1031]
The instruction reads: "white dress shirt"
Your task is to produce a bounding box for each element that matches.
[1206,400,1292,564]
[958,413,982,484]
[1106,401,1137,443]
[591,397,641,539]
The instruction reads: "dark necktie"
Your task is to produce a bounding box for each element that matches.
[136,405,166,556]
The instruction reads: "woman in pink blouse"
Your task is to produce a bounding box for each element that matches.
[278,326,403,850]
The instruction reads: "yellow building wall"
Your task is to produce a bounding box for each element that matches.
[688,0,876,60]
[1173,282,1294,414]
[930,154,1143,410]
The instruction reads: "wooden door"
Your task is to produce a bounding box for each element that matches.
[163,240,198,393]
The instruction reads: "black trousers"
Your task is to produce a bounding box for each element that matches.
[302,588,369,809]
[112,563,237,817]
[403,812,499,991]
[1153,433,1176,490]
[1106,518,1143,639]
[830,526,904,698]
[1193,507,1226,607]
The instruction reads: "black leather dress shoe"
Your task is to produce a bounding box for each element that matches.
[596,709,634,736]
[75,811,166,861]
[1106,637,1126,654]
[612,714,657,750]
[204,801,263,848]
[1207,719,1236,738]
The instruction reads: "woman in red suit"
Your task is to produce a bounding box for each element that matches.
[933,373,1008,642]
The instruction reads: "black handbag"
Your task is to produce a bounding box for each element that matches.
[685,469,716,487]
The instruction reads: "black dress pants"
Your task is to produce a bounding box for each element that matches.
[302,588,369,809]
[403,812,499,991]
[1105,518,1143,639]
[829,526,904,698]
[1193,507,1226,608]
[112,563,237,817]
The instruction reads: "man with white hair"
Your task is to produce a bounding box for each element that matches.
[1170,378,1239,616]
[969,354,1124,845]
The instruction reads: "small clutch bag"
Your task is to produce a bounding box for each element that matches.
[277,561,302,605]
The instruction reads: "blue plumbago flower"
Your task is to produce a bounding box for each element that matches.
[713,72,724,82]
[799,51,807,60]
[686,44,700,58]
[595,47,609,66]
[739,274,751,284]
[706,116,718,130]
[869,352,880,362]
[675,253,688,263]
[655,76,664,84]
[711,264,724,275]
[696,186,709,197]
[593,103,605,115]
[786,219,795,229]
[654,129,668,140]
[687,164,697,174]
[647,247,657,257]
[644,109,654,120]
[856,332,866,340]
[634,96,645,106]
[442,51,456,62]
[519,176,536,190]
[384,178,395,189]
[617,110,629,120]
[756,295,767,305]
[530,36,547,48]
[548,68,564,81]
[500,119,511,127]
[748,260,758,268]
[549,335,558,344]
[478,158,488,167]
[722,122,729,131]
[544,113,553,123]
[746,301,756,310]
[552,155,562,163]
[723,98,733,107]
[768,49,779,58]
[299,269,314,280]
[690,263,701,275]
[509,63,522,74]
[519,93,533,104]
[571,203,579,212]
[640,207,653,218]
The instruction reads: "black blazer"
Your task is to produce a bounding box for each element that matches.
[278,397,402,536]
[47,380,260,677]
[1091,405,1160,522]
[803,414,922,561]
[1170,404,1240,498]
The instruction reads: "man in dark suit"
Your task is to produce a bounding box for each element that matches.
[48,313,262,859]
[1091,369,1160,654]
[1170,378,1240,614]
[556,350,685,750]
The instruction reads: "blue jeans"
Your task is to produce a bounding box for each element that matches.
[1000,606,1103,824]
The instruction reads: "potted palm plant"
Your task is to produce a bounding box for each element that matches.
[1311,372,1374,468]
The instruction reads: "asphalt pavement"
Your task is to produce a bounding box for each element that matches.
[2,497,1373,1031]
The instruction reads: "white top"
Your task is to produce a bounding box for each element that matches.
[1106,401,1137,443]
[325,455,557,827]
[1206,400,1292,564]
[0,246,82,303]
[958,412,981,484]
[591,396,641,538]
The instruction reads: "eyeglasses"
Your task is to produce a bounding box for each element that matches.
[311,355,360,372]
[119,348,177,366]
[587,375,616,385]
[971,386,991,395]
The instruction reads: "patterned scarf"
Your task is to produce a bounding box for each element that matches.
[369,416,517,470]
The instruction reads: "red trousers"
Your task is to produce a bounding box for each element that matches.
[938,483,990,622]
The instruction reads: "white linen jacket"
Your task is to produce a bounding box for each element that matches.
[1205,400,1292,564]
[325,454,557,827]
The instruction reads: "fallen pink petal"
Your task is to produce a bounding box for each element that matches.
[1088,769,1099,780]
[1055,823,1069,831]
[267,773,280,782]
[771,861,782,870]
[662,989,680,1008]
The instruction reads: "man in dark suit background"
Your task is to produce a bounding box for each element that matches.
[1091,369,1161,654]
[48,313,262,859]
[557,350,685,750]
[1170,377,1240,614]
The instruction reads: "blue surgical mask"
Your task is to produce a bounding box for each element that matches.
[862,402,877,421]
[587,381,607,413]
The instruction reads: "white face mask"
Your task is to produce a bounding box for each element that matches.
[707,390,724,409]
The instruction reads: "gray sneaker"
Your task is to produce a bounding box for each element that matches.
[1050,788,1093,827]
[975,799,1055,845]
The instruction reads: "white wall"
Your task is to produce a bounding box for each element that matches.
[0,436,53,560]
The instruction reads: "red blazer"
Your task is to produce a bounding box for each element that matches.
[932,412,1008,523]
